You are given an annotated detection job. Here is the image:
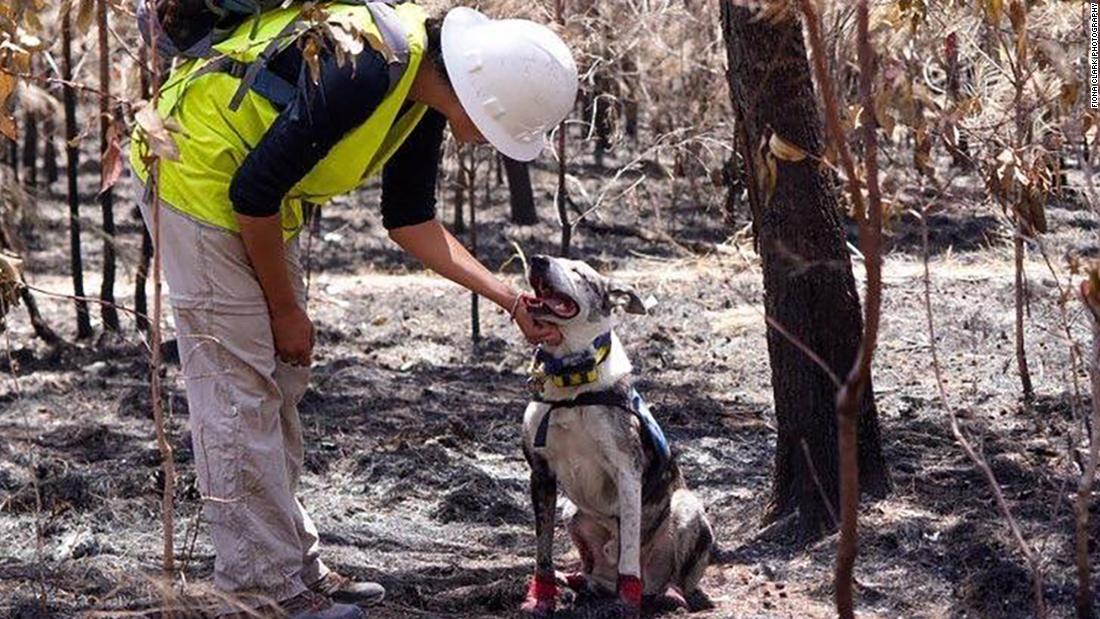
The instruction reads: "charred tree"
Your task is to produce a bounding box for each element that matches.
[134,42,152,333]
[944,33,971,170]
[21,110,37,188]
[62,7,93,339]
[720,2,889,540]
[97,0,119,331]
[135,223,153,333]
[451,157,466,234]
[554,0,571,257]
[43,116,58,186]
[503,156,537,225]
[6,117,18,183]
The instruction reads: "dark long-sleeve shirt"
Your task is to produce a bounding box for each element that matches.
[227,44,444,230]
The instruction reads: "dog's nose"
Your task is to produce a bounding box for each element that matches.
[530,255,550,271]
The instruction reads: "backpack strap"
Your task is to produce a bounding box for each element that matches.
[190,56,298,109]
[227,16,304,110]
[222,1,412,111]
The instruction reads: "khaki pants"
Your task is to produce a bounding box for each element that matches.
[141,202,329,607]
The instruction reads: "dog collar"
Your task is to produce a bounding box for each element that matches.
[531,332,613,388]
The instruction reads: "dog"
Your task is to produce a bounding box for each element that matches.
[518,255,713,618]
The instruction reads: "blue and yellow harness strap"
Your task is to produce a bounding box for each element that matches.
[532,332,613,388]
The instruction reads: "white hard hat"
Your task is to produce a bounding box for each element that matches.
[441,7,578,162]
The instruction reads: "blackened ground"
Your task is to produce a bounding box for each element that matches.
[0,154,1098,618]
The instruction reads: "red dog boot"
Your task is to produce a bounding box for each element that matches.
[617,574,643,617]
[520,572,558,617]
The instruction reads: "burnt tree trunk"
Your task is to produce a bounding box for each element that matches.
[97,0,119,331]
[62,8,93,339]
[43,117,59,186]
[135,41,152,333]
[22,111,37,188]
[135,224,153,333]
[553,0,571,258]
[6,118,18,183]
[451,159,466,234]
[720,2,889,540]
[944,32,971,170]
[503,156,537,225]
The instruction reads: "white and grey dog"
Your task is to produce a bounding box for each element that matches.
[518,255,712,618]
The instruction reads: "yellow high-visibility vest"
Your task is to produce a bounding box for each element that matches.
[130,2,429,238]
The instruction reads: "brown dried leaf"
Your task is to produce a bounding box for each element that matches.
[134,102,180,162]
[302,36,322,85]
[76,0,94,32]
[327,23,363,59]
[986,0,1002,25]
[768,133,806,162]
[99,119,123,195]
[1060,82,1080,112]
[0,251,23,316]
[1007,0,1026,34]
[764,152,777,205]
[753,135,778,206]
[1027,197,1047,234]
[364,30,396,63]
[0,70,15,141]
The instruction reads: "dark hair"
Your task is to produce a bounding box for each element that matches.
[424,16,449,85]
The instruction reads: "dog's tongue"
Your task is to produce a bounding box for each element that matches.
[544,296,573,315]
[522,292,576,318]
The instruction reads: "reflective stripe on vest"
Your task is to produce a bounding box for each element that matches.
[129,2,429,238]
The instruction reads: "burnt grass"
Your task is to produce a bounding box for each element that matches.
[1,153,1099,618]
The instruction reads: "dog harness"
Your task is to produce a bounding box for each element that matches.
[532,332,613,388]
[532,381,672,467]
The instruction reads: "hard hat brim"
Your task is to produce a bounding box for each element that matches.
[441,7,546,162]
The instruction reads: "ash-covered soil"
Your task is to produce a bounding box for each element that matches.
[1,157,1098,618]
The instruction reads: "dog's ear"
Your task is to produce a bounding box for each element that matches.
[605,281,648,315]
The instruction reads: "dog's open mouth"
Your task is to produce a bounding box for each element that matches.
[524,272,579,319]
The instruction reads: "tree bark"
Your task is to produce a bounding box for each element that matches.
[720,1,889,540]
[1014,225,1033,402]
[62,8,93,339]
[944,32,971,170]
[134,40,152,334]
[554,0,570,258]
[97,0,119,331]
[22,111,37,188]
[135,225,152,333]
[6,118,19,183]
[43,117,58,186]
[503,156,537,225]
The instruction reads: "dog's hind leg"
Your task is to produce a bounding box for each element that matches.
[674,491,714,596]
[564,503,616,594]
[521,446,559,617]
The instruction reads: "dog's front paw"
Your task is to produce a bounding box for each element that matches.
[520,573,558,617]
[615,575,643,617]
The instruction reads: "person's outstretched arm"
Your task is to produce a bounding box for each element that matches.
[389,220,561,345]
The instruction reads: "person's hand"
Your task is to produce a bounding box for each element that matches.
[271,304,314,366]
[513,302,563,346]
